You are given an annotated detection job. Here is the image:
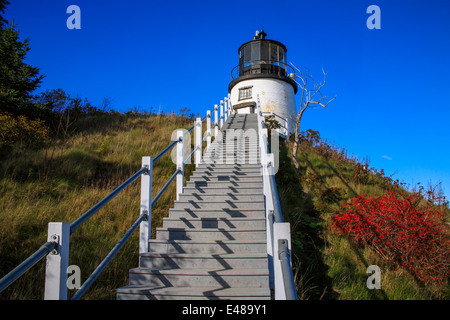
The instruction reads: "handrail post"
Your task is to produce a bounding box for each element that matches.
[219,100,224,129]
[224,97,228,123]
[260,128,268,164]
[278,238,297,300]
[206,110,211,149]
[214,104,219,138]
[263,152,275,290]
[273,224,292,300]
[139,156,152,254]
[44,222,70,300]
[195,117,202,167]
[176,130,184,200]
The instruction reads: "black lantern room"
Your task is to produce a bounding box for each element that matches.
[228,30,297,93]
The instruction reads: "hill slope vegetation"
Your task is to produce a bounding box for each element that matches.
[0,114,448,300]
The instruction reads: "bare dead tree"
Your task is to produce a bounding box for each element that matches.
[290,63,337,168]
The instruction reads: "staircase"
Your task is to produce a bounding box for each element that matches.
[117,114,272,300]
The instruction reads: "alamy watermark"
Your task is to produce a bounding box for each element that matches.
[367,5,381,30]
[67,265,81,290]
[169,127,280,175]
[66,5,380,31]
[67,5,81,30]
[366,265,381,289]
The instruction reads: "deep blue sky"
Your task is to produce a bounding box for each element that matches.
[5,0,450,199]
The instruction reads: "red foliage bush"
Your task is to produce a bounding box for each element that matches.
[333,186,450,285]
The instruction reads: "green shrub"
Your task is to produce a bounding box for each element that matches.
[0,112,48,147]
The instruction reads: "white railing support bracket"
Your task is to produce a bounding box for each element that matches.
[139,156,153,254]
[44,222,70,300]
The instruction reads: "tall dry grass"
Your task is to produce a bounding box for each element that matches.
[0,113,197,299]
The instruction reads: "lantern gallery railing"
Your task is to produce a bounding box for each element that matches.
[231,60,296,81]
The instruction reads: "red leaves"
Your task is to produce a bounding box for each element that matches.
[332,188,450,285]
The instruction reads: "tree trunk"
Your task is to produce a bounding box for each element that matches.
[292,110,305,169]
[292,140,300,169]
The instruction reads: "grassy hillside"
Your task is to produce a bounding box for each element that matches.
[276,133,449,300]
[0,113,196,299]
[0,113,448,300]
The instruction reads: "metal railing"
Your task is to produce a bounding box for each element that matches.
[0,242,56,294]
[256,95,297,300]
[231,60,296,81]
[0,94,232,300]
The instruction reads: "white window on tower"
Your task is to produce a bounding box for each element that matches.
[239,87,252,101]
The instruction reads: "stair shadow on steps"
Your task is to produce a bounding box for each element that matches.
[188,186,247,194]
[176,217,238,229]
[179,217,195,228]
[164,228,236,241]
[189,193,238,201]
[207,271,231,289]
[214,240,234,254]
[223,209,246,218]
[173,208,248,218]
[211,255,233,270]
[218,218,237,229]
[193,180,240,187]
[183,208,197,218]
[224,200,238,208]
[187,200,200,208]
[197,176,253,182]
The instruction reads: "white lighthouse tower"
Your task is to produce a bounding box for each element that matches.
[228,30,297,135]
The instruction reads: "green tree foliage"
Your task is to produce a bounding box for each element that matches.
[0,0,45,117]
[32,88,106,140]
[0,0,9,28]
[263,114,281,134]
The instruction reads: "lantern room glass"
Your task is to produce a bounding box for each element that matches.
[238,41,288,77]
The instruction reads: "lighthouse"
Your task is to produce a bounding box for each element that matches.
[228,30,298,135]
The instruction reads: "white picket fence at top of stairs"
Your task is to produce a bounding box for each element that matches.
[0,94,297,300]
